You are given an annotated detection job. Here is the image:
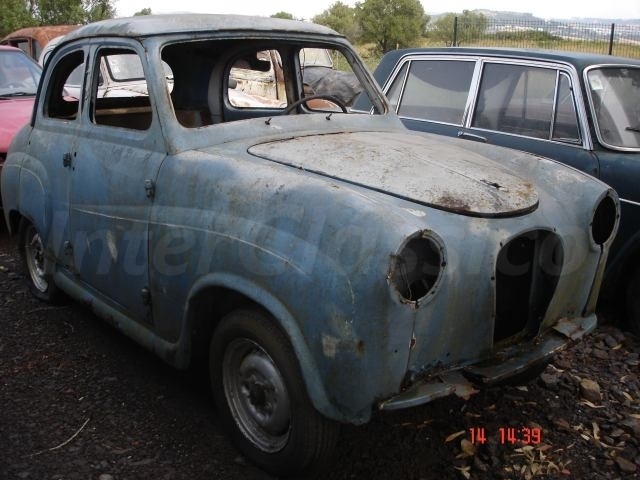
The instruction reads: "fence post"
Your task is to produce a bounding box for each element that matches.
[453,16,458,47]
[608,23,615,55]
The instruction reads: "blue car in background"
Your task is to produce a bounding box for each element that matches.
[362,47,640,333]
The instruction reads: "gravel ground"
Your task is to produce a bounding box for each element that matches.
[0,228,639,480]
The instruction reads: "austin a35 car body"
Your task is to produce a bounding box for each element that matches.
[1,15,619,475]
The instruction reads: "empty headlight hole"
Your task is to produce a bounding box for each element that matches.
[391,235,443,303]
[591,194,617,246]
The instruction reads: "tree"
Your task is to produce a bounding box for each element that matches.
[134,8,152,16]
[35,0,85,25]
[312,2,360,43]
[430,10,487,46]
[356,0,428,54]
[0,0,116,34]
[83,0,116,22]
[0,0,36,36]
[271,12,295,20]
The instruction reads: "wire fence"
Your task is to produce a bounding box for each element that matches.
[426,18,640,59]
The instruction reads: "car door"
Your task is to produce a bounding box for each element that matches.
[384,56,476,139]
[27,45,87,267]
[68,41,165,324]
[583,65,640,268]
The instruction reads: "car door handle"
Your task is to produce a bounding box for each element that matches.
[457,131,487,143]
[62,152,73,168]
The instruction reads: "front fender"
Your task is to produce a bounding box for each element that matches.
[181,272,342,422]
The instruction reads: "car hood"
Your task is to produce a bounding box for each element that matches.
[248,131,538,217]
[0,97,34,153]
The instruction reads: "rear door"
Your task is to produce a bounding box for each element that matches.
[465,60,599,176]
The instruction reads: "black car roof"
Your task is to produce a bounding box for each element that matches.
[374,46,640,84]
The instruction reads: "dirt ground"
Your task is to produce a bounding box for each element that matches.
[0,228,638,480]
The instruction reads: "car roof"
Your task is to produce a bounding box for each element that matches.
[1,25,79,47]
[377,47,640,78]
[61,14,341,44]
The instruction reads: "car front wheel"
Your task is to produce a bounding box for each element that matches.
[209,308,339,476]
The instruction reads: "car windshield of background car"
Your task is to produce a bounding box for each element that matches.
[587,67,640,150]
[0,50,41,97]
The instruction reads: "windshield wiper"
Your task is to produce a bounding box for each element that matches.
[0,91,37,98]
[625,126,640,133]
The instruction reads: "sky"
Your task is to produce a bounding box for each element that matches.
[114,0,640,22]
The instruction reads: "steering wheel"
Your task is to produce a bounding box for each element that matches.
[283,94,348,114]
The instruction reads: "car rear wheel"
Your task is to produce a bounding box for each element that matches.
[19,219,60,303]
[626,267,640,335]
[209,308,339,476]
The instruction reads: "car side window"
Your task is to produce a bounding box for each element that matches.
[473,63,580,143]
[385,62,409,112]
[44,49,84,120]
[552,73,580,143]
[395,60,475,125]
[90,48,152,131]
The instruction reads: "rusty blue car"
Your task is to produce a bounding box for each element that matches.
[362,47,640,334]
[0,16,620,475]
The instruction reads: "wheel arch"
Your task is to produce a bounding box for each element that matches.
[182,273,342,422]
[6,209,24,236]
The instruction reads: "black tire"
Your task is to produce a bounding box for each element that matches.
[626,267,640,335]
[18,218,60,303]
[209,308,339,476]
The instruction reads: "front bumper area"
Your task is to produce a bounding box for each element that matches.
[378,314,596,411]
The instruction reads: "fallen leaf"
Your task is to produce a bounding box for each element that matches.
[460,439,476,457]
[516,386,529,392]
[547,461,560,473]
[580,400,605,409]
[445,430,466,443]
[592,422,600,440]
[621,391,634,402]
[515,446,535,454]
[454,466,471,479]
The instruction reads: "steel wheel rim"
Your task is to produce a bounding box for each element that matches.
[24,225,48,293]
[223,338,291,453]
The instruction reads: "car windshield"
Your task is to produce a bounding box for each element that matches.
[0,49,41,97]
[587,66,640,150]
